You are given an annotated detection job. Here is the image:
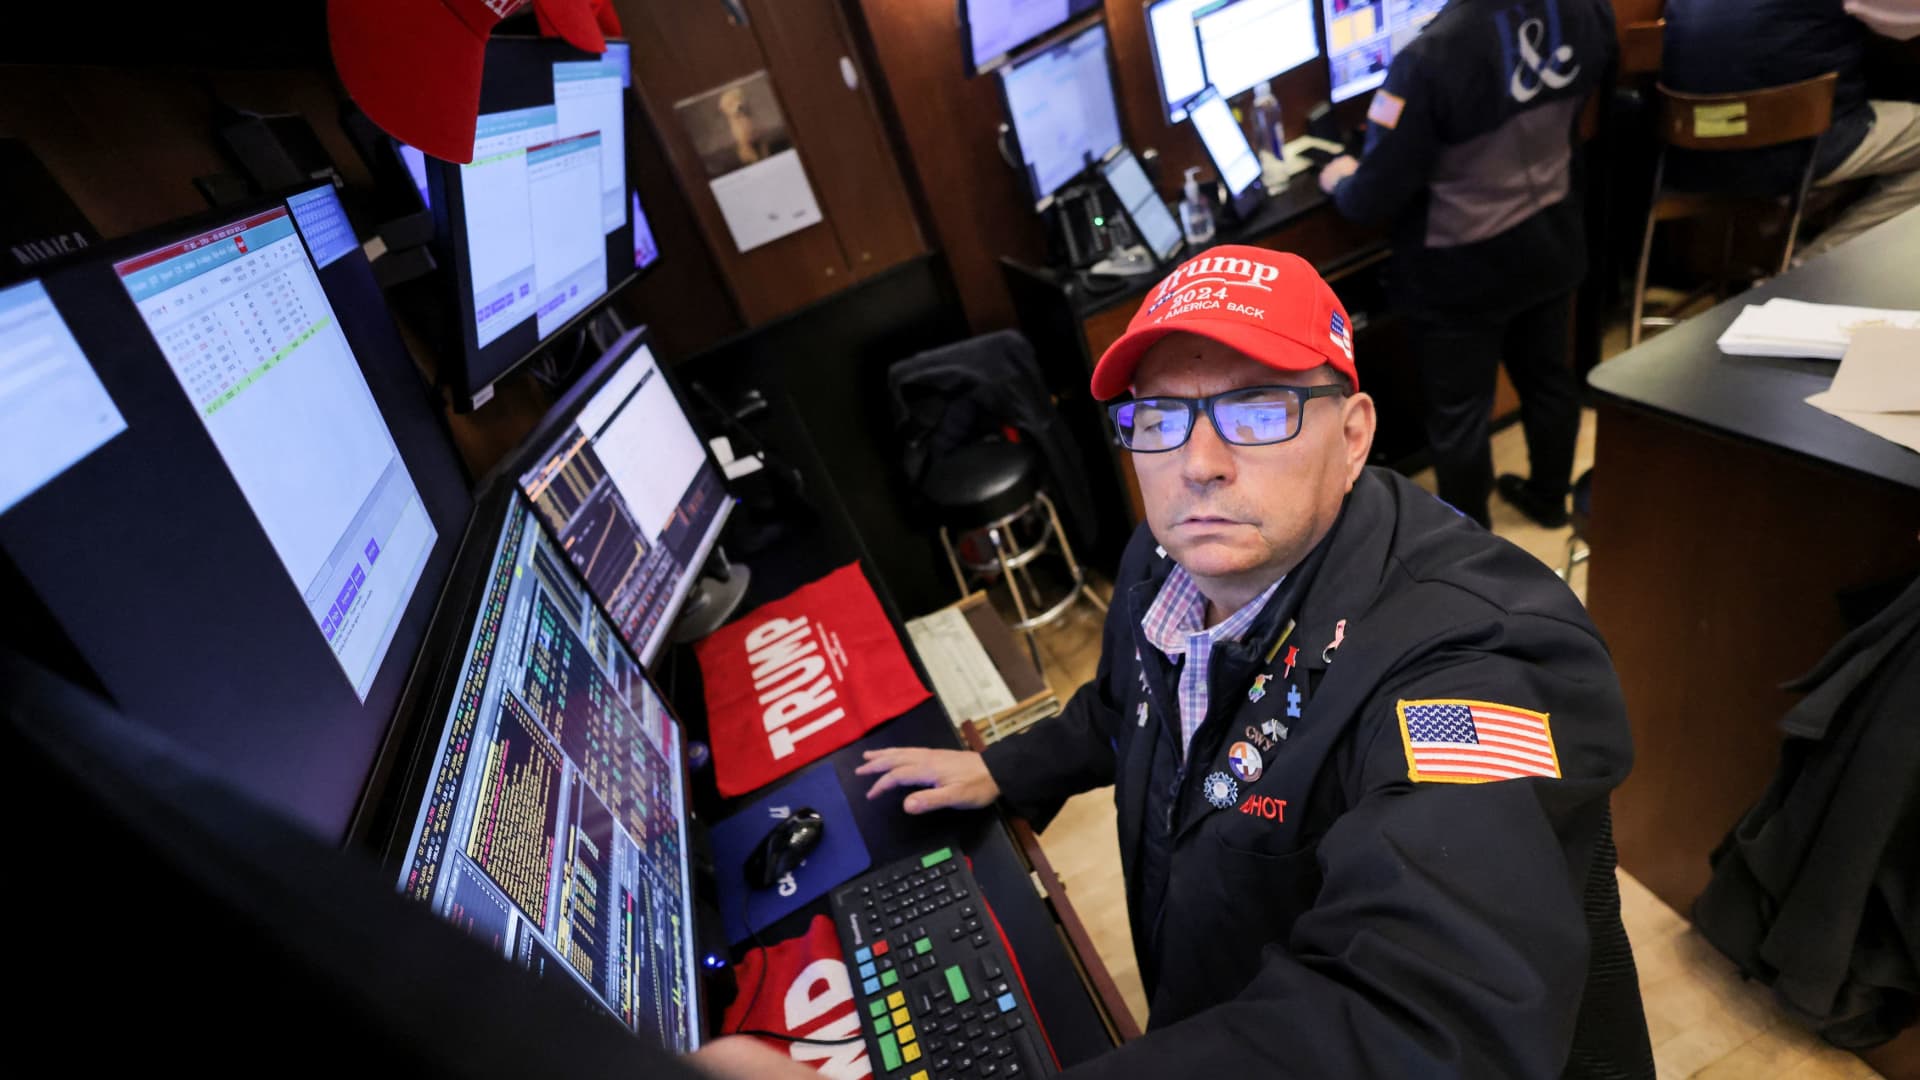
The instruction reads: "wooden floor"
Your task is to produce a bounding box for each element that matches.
[997,412,1884,1079]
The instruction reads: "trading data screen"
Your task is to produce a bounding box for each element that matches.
[398,497,700,1049]
[1103,150,1184,262]
[1001,22,1124,205]
[553,45,629,235]
[460,106,613,350]
[114,205,437,702]
[1324,0,1448,102]
[1191,89,1263,196]
[1195,0,1321,102]
[0,279,126,515]
[517,341,728,666]
[526,132,609,337]
[965,0,1102,73]
[1145,0,1218,121]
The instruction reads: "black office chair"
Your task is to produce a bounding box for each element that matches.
[889,332,1108,674]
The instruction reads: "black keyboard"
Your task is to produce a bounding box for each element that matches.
[829,847,1054,1079]
[1299,145,1337,166]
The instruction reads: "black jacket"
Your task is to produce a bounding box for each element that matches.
[1331,0,1615,322]
[1661,0,1874,196]
[983,468,1653,1077]
[1692,576,1920,1049]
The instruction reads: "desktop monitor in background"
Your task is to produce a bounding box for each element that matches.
[0,280,126,517]
[1194,0,1321,101]
[397,142,432,209]
[0,185,472,838]
[432,37,639,408]
[1188,86,1266,212]
[999,21,1126,209]
[1145,0,1218,122]
[392,489,702,1049]
[961,0,1103,76]
[1101,147,1184,266]
[1324,0,1446,102]
[632,189,660,272]
[516,330,732,666]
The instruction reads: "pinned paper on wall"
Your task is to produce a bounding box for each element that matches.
[673,71,824,253]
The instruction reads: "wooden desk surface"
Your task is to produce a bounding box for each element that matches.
[1588,206,1920,491]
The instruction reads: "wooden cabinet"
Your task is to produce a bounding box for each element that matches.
[613,0,927,325]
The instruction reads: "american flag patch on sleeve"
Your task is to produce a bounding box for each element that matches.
[1396,699,1561,784]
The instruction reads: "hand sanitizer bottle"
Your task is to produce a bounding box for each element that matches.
[1180,167,1215,246]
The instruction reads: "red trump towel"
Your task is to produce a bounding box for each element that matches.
[722,915,873,1077]
[697,563,929,797]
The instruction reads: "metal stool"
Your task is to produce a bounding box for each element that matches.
[922,441,1107,673]
[1561,468,1594,580]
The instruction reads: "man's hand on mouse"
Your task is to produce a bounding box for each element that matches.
[856,748,999,813]
[1318,154,1360,194]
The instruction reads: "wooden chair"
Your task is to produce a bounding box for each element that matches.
[1630,72,1838,346]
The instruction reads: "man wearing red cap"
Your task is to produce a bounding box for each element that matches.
[812,248,1651,1077]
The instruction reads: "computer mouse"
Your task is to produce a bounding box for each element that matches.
[744,808,824,890]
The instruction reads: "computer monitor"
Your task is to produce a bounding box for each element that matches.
[998,21,1126,209]
[632,190,660,272]
[397,142,432,210]
[429,38,641,408]
[1194,0,1321,102]
[1188,86,1265,210]
[515,329,731,667]
[1323,0,1446,103]
[391,487,702,1049]
[1144,0,1216,122]
[0,185,472,838]
[1100,148,1184,266]
[960,0,1103,76]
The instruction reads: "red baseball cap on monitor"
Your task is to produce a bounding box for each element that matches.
[535,0,607,52]
[329,0,605,165]
[1088,245,1359,400]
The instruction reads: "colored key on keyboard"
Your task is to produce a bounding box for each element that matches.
[832,848,1051,1075]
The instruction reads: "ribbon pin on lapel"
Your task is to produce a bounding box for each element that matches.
[1322,619,1347,664]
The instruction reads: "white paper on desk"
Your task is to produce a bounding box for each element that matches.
[1805,391,1920,453]
[1719,298,1920,359]
[709,148,824,254]
[905,607,1017,723]
[1822,326,1920,412]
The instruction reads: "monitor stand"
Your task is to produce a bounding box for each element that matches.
[668,547,752,644]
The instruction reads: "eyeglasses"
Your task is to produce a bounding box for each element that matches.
[1107,384,1348,452]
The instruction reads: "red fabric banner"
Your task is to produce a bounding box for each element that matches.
[697,563,930,797]
[721,914,873,1078]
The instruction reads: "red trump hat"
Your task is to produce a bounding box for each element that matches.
[1089,245,1358,400]
[329,0,605,165]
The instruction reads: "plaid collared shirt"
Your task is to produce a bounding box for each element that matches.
[1140,564,1282,760]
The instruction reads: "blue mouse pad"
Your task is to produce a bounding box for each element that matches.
[710,761,871,944]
